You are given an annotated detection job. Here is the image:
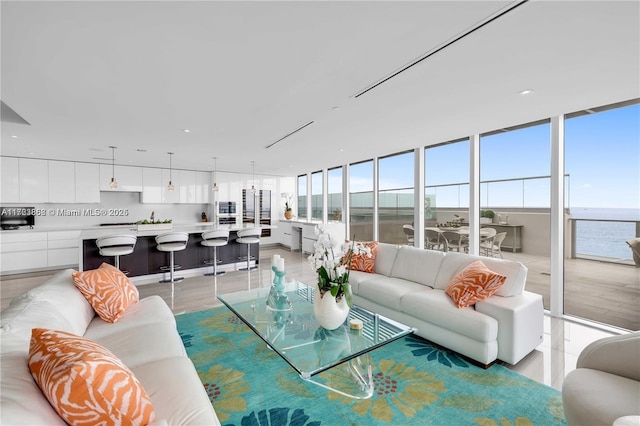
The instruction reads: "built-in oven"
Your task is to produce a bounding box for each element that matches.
[218,202,236,215]
[218,216,238,225]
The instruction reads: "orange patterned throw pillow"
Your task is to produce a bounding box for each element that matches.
[28,328,156,426]
[72,262,139,323]
[349,241,378,273]
[445,260,507,308]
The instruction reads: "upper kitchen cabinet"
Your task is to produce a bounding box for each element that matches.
[1,157,20,202]
[195,171,210,204]
[99,164,143,192]
[178,170,210,204]
[215,172,242,204]
[141,168,162,203]
[48,161,75,203]
[179,170,196,203]
[20,158,49,203]
[75,162,100,203]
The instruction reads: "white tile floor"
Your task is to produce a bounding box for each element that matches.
[0,246,618,391]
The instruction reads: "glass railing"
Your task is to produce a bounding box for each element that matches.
[569,218,639,263]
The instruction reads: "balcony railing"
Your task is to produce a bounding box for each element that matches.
[569,218,639,263]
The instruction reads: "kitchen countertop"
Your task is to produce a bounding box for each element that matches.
[79,223,276,239]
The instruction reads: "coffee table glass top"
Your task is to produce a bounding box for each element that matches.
[217,281,414,380]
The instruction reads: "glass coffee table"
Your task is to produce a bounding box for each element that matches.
[217,280,414,399]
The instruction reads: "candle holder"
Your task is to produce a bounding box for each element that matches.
[266,266,292,328]
[272,266,287,295]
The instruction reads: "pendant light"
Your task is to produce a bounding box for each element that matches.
[109,146,118,189]
[250,161,257,195]
[212,157,219,192]
[167,152,175,191]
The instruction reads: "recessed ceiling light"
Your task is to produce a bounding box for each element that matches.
[182,129,190,133]
[332,106,341,111]
[11,135,18,138]
[339,148,344,152]
[519,89,534,95]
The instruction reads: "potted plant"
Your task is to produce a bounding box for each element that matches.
[480,209,495,224]
[307,225,371,329]
[282,192,294,220]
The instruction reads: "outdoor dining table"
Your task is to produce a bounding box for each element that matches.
[425,227,495,252]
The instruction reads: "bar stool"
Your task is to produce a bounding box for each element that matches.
[236,227,261,271]
[201,229,229,276]
[156,232,189,284]
[95,235,137,273]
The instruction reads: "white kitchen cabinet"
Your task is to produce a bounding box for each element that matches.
[141,168,162,203]
[19,158,49,203]
[48,230,81,267]
[99,164,143,192]
[48,160,75,203]
[161,168,180,203]
[273,220,291,248]
[0,231,48,273]
[75,162,100,203]
[1,157,20,202]
[179,170,196,203]
[195,171,210,204]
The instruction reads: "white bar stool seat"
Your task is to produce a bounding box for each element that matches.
[156,232,189,284]
[201,229,229,276]
[95,234,137,273]
[236,227,261,271]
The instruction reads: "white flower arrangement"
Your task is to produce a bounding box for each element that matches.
[307,225,372,307]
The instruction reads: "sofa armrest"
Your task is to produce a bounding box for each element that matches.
[475,291,544,365]
[576,331,640,381]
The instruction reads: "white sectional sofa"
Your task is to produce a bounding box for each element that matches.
[0,268,219,425]
[349,244,544,365]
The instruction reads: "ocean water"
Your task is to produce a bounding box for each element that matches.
[571,208,640,260]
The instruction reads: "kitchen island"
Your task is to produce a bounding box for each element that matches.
[80,223,272,280]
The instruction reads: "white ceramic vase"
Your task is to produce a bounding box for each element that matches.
[313,290,350,330]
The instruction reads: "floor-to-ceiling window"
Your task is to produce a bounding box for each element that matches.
[425,139,470,225]
[310,170,323,221]
[298,98,639,332]
[378,151,414,244]
[480,121,551,308]
[349,160,374,241]
[327,166,343,222]
[564,101,640,330]
[297,174,307,220]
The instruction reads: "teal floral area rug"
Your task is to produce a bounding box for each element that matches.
[176,307,565,426]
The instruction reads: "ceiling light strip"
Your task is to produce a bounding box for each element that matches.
[353,0,529,99]
[265,121,315,149]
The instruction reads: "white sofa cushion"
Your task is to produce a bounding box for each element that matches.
[434,252,527,296]
[563,368,640,426]
[0,299,74,347]
[400,289,498,343]
[8,269,95,337]
[0,350,66,425]
[374,243,400,276]
[132,357,220,425]
[91,322,187,369]
[356,276,426,311]
[390,246,445,287]
[83,295,176,341]
[347,270,373,294]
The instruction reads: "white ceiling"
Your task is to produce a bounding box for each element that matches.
[2,1,639,177]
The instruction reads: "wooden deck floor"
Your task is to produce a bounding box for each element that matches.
[504,252,640,331]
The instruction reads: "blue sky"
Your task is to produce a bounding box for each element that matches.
[341,103,639,214]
